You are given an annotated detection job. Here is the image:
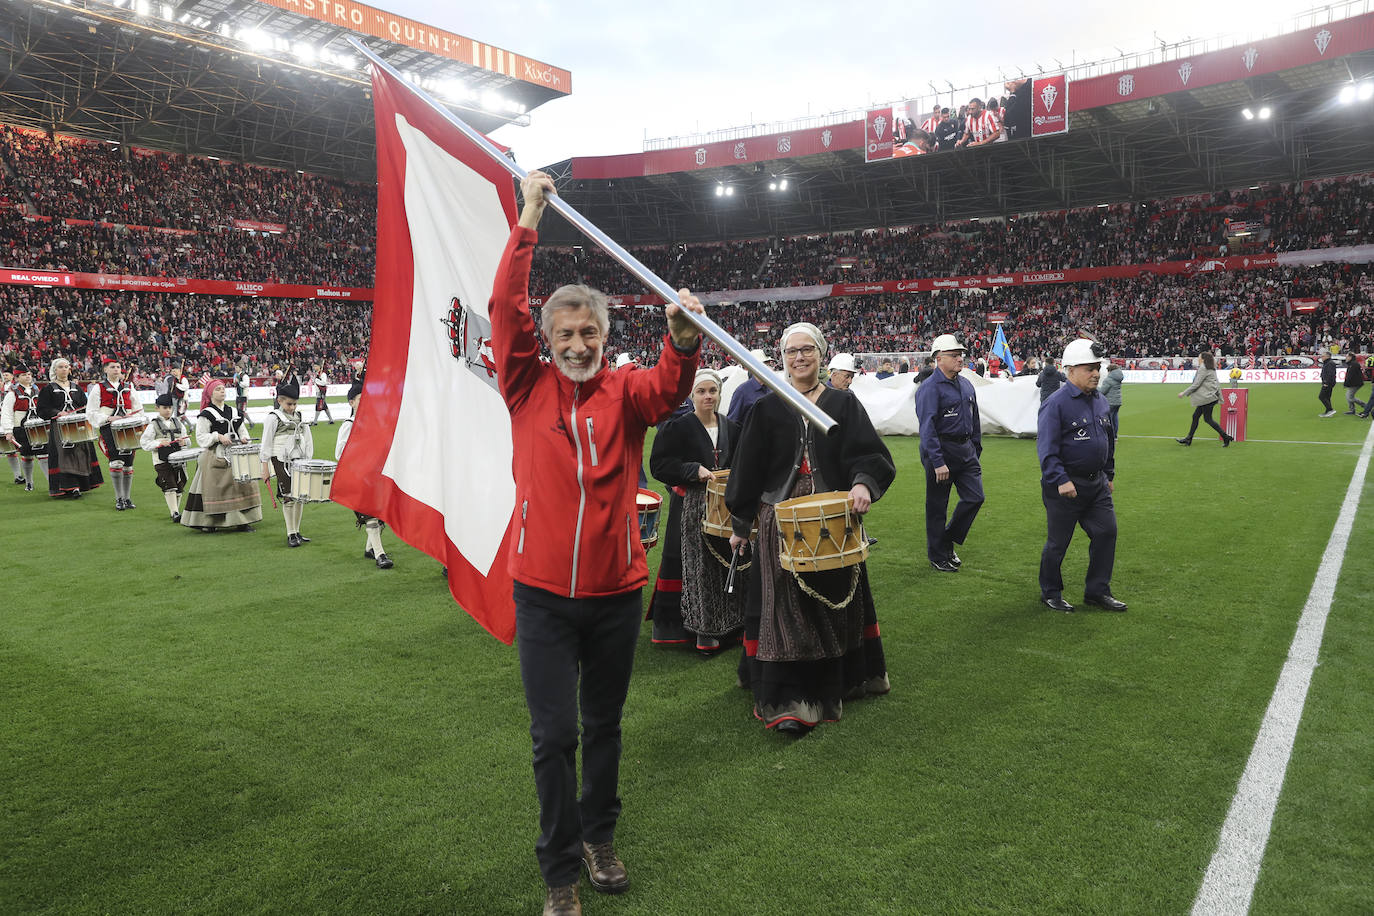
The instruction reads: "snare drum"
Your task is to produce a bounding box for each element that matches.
[110,413,149,451]
[167,447,201,468]
[23,416,50,448]
[228,442,263,483]
[0,436,16,456]
[636,488,663,549]
[55,411,97,445]
[773,491,869,573]
[702,469,757,539]
[289,459,336,503]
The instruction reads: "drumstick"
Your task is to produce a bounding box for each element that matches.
[726,543,747,596]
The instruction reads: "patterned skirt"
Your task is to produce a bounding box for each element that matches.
[679,483,747,638]
[738,474,888,730]
[47,422,103,496]
[180,449,263,529]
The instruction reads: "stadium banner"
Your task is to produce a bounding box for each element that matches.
[331,58,520,643]
[864,108,895,162]
[1030,75,1068,137]
[247,0,571,93]
[1070,12,1374,110]
[0,267,371,300]
[575,121,866,179]
[231,219,288,234]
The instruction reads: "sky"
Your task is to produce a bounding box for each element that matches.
[378,1,1325,169]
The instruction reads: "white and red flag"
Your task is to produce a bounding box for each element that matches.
[332,62,520,642]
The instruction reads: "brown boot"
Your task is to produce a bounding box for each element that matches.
[543,883,580,916]
[582,841,629,894]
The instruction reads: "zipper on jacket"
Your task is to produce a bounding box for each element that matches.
[586,417,599,467]
[569,384,587,597]
[626,513,633,568]
[517,500,528,554]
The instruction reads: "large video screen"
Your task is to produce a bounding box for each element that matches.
[865,75,1067,162]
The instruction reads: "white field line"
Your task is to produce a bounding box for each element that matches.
[1191,420,1374,915]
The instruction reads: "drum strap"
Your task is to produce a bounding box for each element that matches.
[790,565,861,611]
[704,536,752,572]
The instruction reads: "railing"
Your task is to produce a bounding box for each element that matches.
[644,0,1374,152]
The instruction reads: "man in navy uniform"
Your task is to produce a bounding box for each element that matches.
[915,334,983,572]
[1036,338,1127,613]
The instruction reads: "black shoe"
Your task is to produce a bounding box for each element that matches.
[24,481,33,491]
[949,551,962,568]
[70,489,82,499]
[125,498,135,509]
[867,536,879,547]
[1041,595,1075,612]
[296,533,310,543]
[115,498,126,511]
[375,553,393,569]
[1222,434,1233,447]
[364,548,375,559]
[775,719,813,736]
[13,476,23,485]
[171,513,181,523]
[1344,410,1356,415]
[288,533,301,547]
[1175,438,1191,446]
[1084,593,1128,612]
[930,558,959,572]
[238,525,255,533]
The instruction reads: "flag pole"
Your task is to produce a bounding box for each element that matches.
[347,37,837,437]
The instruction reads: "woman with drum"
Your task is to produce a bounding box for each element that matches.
[180,378,262,532]
[725,323,896,735]
[1,366,48,491]
[258,379,315,547]
[648,368,746,653]
[35,358,104,499]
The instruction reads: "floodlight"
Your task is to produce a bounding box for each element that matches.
[715,185,724,197]
[725,186,734,196]
[769,182,777,191]
[779,178,788,190]
[1241,108,1254,120]
[1258,106,1271,119]
[295,43,316,63]
[1339,85,1357,104]
[1360,82,1374,101]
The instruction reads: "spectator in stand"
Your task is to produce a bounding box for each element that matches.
[934,109,961,151]
[876,359,895,380]
[1342,353,1366,415]
[914,357,936,385]
[1002,79,1032,141]
[1318,348,1338,417]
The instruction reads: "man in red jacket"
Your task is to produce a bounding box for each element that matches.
[492,170,703,916]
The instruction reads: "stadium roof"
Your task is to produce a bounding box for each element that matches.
[0,0,569,179]
[537,14,1374,245]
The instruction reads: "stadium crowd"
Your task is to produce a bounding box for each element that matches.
[531,174,1374,294]
[0,286,369,383]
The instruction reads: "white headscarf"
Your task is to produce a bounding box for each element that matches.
[48,358,70,381]
[779,322,828,361]
[693,368,722,389]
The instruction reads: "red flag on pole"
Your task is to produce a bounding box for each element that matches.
[332,62,521,643]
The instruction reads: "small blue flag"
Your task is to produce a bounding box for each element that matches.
[990,324,1018,375]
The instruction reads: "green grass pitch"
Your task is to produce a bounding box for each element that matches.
[2,384,1371,914]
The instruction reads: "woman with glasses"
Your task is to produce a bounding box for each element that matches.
[648,368,745,653]
[725,324,896,735]
[36,358,104,499]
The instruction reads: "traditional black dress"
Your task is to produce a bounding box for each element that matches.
[36,381,103,497]
[725,386,896,730]
[647,410,745,647]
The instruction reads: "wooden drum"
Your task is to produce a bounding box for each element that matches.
[773,491,869,573]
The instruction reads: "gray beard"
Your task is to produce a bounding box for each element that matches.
[555,349,602,383]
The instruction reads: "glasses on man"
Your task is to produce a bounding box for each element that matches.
[783,345,818,359]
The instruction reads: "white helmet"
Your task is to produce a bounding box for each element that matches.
[828,353,858,373]
[614,352,635,369]
[930,334,965,353]
[748,347,775,365]
[1062,338,1103,367]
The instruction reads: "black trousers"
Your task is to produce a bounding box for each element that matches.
[1108,404,1120,434]
[1039,475,1116,600]
[514,581,641,886]
[1185,401,1224,440]
[923,447,984,562]
[1318,383,1334,411]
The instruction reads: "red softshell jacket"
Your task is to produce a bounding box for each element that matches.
[490,226,698,598]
